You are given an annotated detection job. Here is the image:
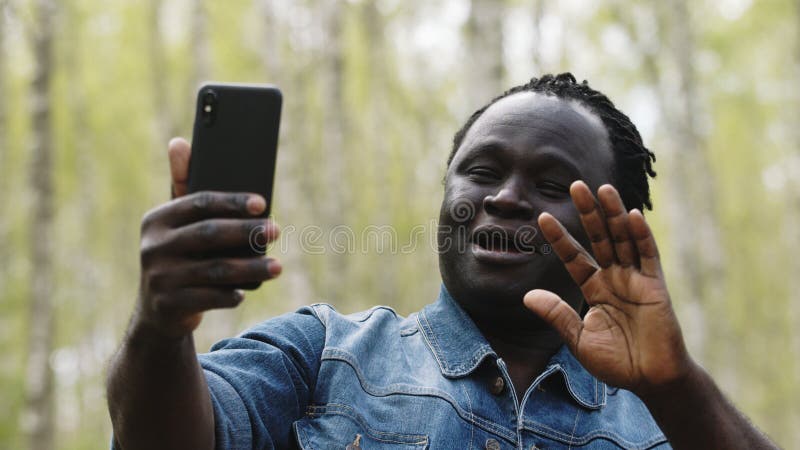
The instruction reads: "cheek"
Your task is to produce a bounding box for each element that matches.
[547,203,590,249]
[441,181,487,225]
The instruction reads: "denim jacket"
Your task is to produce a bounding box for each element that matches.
[118,286,669,449]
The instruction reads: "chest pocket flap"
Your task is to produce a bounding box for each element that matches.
[294,404,429,449]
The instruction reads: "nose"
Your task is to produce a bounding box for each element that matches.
[483,184,535,220]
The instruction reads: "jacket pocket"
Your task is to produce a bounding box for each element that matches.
[294,404,429,449]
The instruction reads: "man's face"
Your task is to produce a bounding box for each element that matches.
[438,92,615,328]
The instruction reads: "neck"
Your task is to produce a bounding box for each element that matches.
[474,319,564,399]
[476,319,563,366]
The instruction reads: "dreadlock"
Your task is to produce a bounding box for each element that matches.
[448,73,657,211]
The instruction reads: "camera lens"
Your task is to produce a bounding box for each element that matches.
[201,89,217,126]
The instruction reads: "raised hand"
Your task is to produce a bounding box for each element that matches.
[524,181,691,395]
[133,138,282,339]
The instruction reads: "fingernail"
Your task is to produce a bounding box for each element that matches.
[268,259,282,277]
[246,196,266,215]
[234,289,245,301]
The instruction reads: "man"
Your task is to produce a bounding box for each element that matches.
[107,74,776,449]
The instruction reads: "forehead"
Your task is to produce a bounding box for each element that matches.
[455,92,614,182]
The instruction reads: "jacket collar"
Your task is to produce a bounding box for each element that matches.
[417,285,606,409]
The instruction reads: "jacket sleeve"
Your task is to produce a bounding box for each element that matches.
[198,306,326,450]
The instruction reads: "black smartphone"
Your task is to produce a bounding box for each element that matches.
[187,83,282,290]
[187,83,282,217]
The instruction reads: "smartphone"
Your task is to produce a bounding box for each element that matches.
[187,83,281,290]
[187,83,282,218]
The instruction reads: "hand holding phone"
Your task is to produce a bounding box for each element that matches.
[132,84,284,338]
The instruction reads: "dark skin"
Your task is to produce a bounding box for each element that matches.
[106,138,284,450]
[107,95,776,449]
[441,92,776,449]
[439,92,616,393]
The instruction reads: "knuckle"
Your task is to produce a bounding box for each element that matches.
[197,220,218,240]
[140,209,159,233]
[205,260,231,283]
[150,293,178,317]
[242,220,264,242]
[221,292,244,309]
[232,193,250,211]
[191,192,214,211]
[147,268,171,290]
[139,238,161,265]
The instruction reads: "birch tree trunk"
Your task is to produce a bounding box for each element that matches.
[466,0,505,104]
[22,1,57,449]
[319,0,349,305]
[147,0,177,146]
[364,0,395,303]
[256,0,315,307]
[787,0,800,426]
[531,0,544,73]
[191,0,211,85]
[661,0,726,368]
[0,0,9,282]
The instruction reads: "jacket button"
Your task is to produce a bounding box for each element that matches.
[490,376,505,395]
[485,438,501,450]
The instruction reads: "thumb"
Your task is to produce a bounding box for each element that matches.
[523,289,583,353]
[168,137,191,198]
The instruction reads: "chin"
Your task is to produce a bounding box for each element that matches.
[441,255,535,313]
[439,249,582,324]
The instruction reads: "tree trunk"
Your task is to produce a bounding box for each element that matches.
[531,0,544,73]
[191,0,211,85]
[147,0,177,146]
[319,0,349,305]
[788,0,800,422]
[22,1,57,449]
[363,0,396,304]
[465,0,505,104]
[0,0,9,281]
[662,0,726,369]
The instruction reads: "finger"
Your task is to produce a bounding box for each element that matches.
[597,185,638,267]
[524,289,583,353]
[538,212,600,287]
[165,218,280,255]
[185,257,280,287]
[570,180,615,268]
[144,191,266,229]
[168,137,191,198]
[628,209,662,278]
[153,287,246,317]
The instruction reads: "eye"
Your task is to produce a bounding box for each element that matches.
[536,181,569,198]
[466,167,500,182]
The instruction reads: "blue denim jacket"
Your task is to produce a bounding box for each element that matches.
[115,286,670,449]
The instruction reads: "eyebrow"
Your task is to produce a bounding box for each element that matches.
[458,141,508,164]
[459,140,583,176]
[528,149,582,177]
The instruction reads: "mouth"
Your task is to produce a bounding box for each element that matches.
[470,225,538,265]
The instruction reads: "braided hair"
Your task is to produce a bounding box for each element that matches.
[448,73,657,211]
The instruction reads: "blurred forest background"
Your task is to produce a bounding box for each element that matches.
[0,0,798,448]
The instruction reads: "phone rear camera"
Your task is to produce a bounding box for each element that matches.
[201,89,217,126]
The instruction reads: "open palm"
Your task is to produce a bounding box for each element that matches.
[524,181,691,394]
